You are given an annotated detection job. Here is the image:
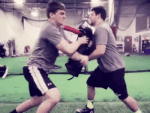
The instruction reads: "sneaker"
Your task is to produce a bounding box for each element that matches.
[54,65,62,69]
[0,66,9,78]
[76,106,94,113]
[50,65,62,72]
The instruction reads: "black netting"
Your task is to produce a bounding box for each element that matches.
[22,16,48,28]
[114,0,150,31]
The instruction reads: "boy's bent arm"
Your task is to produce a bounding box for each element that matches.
[56,39,81,56]
[57,36,88,56]
[68,52,84,61]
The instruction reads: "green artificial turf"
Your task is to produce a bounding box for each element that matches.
[0,55,150,75]
[0,72,150,103]
[87,55,150,71]
[0,56,69,74]
[1,102,150,113]
[0,56,150,113]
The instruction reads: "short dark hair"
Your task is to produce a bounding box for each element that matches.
[91,6,107,21]
[46,1,66,19]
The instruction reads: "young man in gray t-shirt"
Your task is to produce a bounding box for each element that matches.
[77,6,142,113]
[10,1,89,113]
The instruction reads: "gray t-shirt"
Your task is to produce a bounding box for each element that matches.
[26,21,68,74]
[94,23,125,72]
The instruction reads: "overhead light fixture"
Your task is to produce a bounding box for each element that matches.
[91,0,99,3]
[91,0,100,7]
[14,0,25,5]
[31,8,39,17]
[91,0,107,7]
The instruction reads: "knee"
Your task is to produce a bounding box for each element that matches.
[51,96,60,104]
[115,92,128,100]
[46,88,61,104]
[30,96,43,106]
[47,94,60,105]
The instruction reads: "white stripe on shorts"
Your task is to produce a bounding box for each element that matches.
[28,66,48,94]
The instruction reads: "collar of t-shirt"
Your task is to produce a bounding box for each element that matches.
[48,20,61,32]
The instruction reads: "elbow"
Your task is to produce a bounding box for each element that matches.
[67,52,73,56]
[99,51,105,55]
[66,49,74,56]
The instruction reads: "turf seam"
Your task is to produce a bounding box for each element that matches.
[7,70,150,75]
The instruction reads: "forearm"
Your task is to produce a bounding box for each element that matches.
[68,41,81,55]
[88,50,103,61]
[68,52,83,61]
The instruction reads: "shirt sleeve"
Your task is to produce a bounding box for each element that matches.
[45,27,63,47]
[94,27,108,45]
[60,28,71,42]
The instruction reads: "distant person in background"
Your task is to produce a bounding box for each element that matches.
[10,1,88,113]
[0,65,8,78]
[142,36,149,54]
[24,45,30,54]
[0,43,8,78]
[0,43,6,58]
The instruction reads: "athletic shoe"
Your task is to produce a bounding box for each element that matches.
[76,106,94,113]
[0,65,9,78]
[54,65,62,69]
[50,65,62,72]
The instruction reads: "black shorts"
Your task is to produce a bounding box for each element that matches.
[87,67,127,95]
[23,66,56,97]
